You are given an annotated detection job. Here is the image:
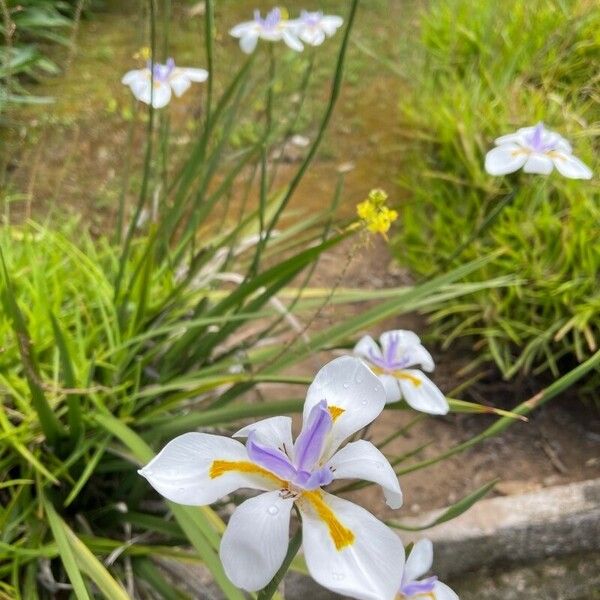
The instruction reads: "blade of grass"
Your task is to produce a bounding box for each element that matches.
[387,479,499,531]
[42,496,91,600]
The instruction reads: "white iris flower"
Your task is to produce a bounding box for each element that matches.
[139,357,405,600]
[399,539,459,600]
[354,330,449,415]
[121,58,208,109]
[289,10,344,46]
[485,122,592,179]
[229,8,304,54]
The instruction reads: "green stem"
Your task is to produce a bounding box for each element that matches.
[114,0,157,303]
[257,528,302,600]
[256,0,360,256]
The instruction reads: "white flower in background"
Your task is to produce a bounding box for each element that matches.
[229,8,304,54]
[289,10,344,46]
[121,58,208,109]
[140,357,404,600]
[485,122,592,179]
[354,330,449,415]
[399,539,459,600]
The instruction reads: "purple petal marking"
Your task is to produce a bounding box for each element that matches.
[302,10,323,26]
[294,400,332,472]
[384,333,400,365]
[255,8,281,30]
[304,466,334,489]
[401,576,438,596]
[149,58,176,82]
[527,122,552,153]
[246,432,297,481]
[368,347,389,369]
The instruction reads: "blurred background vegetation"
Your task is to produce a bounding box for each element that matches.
[393,0,599,381]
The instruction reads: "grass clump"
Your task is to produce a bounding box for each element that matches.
[394,0,599,379]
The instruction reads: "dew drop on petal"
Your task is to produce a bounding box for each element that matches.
[374,385,380,392]
[332,572,345,581]
[343,382,350,389]
[355,375,363,384]
[267,505,279,516]
[361,400,368,406]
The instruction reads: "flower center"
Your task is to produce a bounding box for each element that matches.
[149,58,175,82]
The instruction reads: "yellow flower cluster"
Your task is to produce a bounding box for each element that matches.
[356,189,398,238]
[133,46,151,61]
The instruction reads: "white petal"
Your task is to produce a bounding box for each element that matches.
[122,69,146,85]
[327,440,402,509]
[299,492,404,600]
[402,539,433,584]
[229,21,255,38]
[380,374,402,404]
[321,15,344,36]
[179,67,209,82]
[220,491,293,592]
[282,29,304,52]
[134,79,172,108]
[435,581,460,600]
[240,31,260,54]
[380,329,421,354]
[407,344,435,372]
[139,432,278,505]
[304,357,386,458]
[169,73,192,98]
[300,27,326,46]
[234,416,293,455]
[484,143,528,175]
[150,82,172,109]
[397,370,449,415]
[354,335,383,363]
[494,126,533,146]
[523,153,553,174]
[551,152,592,180]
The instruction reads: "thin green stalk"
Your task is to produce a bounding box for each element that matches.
[114,0,157,303]
[257,528,302,600]
[204,0,215,126]
[269,48,315,190]
[258,0,360,251]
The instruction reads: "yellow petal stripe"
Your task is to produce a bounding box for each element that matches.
[328,405,345,422]
[302,490,355,551]
[209,460,286,487]
[371,366,422,387]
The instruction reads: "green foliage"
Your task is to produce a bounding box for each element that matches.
[394,0,600,379]
[0,1,81,107]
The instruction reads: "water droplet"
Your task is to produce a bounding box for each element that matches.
[376,462,384,469]
[332,572,345,581]
[267,505,279,516]
[374,385,380,392]
[343,382,350,389]
[361,400,368,406]
[355,375,363,384]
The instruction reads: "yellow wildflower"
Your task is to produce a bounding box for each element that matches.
[133,46,151,61]
[356,189,398,239]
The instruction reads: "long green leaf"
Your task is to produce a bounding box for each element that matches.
[42,497,91,600]
[387,479,498,531]
[0,247,63,444]
[65,528,131,600]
